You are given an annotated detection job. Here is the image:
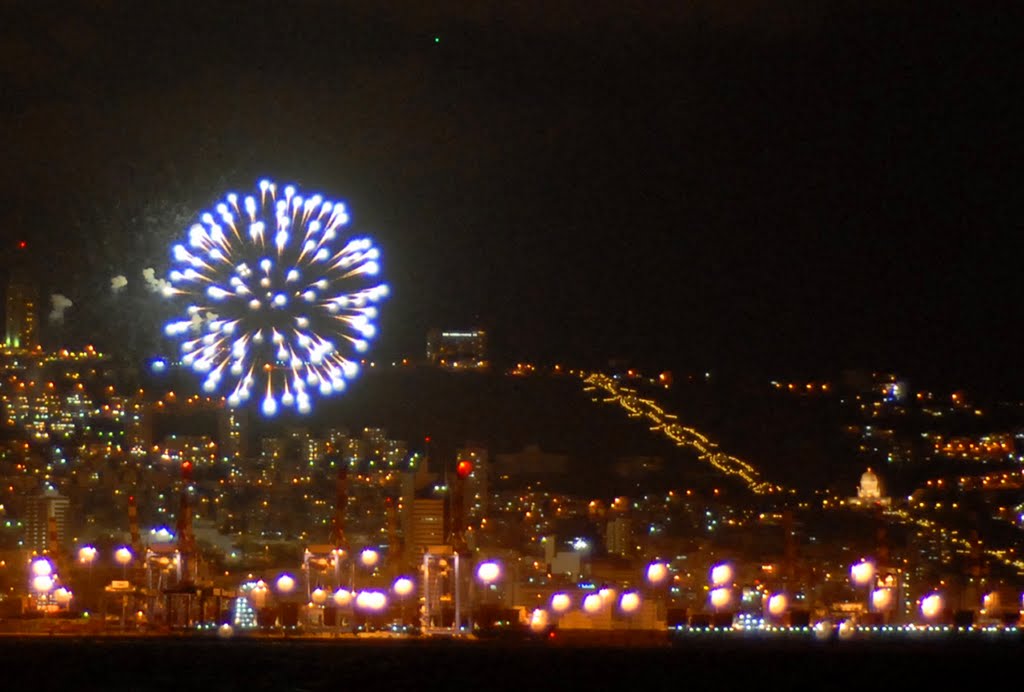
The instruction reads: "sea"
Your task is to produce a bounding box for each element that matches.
[1,633,1021,691]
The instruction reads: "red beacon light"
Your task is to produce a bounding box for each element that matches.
[456,460,474,479]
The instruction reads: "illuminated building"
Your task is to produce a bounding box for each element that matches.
[408,497,444,563]
[849,467,891,508]
[426,328,488,369]
[4,271,38,350]
[24,485,69,553]
[218,407,248,460]
[605,515,633,557]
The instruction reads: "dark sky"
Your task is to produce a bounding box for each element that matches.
[0,1,1020,391]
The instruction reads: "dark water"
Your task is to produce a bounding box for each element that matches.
[3,635,1022,691]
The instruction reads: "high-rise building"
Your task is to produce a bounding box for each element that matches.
[5,271,39,350]
[426,328,488,369]
[218,407,249,460]
[605,516,632,558]
[408,497,445,564]
[24,485,69,554]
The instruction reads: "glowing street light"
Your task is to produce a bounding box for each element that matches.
[850,560,875,587]
[250,580,269,609]
[115,547,133,578]
[920,593,944,621]
[276,573,296,595]
[30,557,54,578]
[53,587,73,609]
[582,593,603,614]
[77,546,98,566]
[598,587,617,606]
[355,590,388,612]
[393,577,415,598]
[766,593,788,618]
[709,587,731,611]
[333,588,353,608]
[359,548,379,569]
[619,592,641,614]
[646,561,669,585]
[710,563,733,588]
[529,609,549,633]
[871,588,893,612]
[311,587,327,606]
[550,593,571,614]
[32,574,55,594]
[476,561,501,585]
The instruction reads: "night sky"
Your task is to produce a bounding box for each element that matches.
[1,2,1020,391]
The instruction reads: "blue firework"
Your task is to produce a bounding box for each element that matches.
[163,180,388,415]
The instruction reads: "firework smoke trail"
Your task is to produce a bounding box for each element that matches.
[49,294,73,323]
[163,180,389,416]
[142,267,170,293]
[111,275,128,293]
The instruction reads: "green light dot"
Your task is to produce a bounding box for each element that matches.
[434,36,440,43]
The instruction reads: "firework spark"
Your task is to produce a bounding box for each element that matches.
[163,180,389,415]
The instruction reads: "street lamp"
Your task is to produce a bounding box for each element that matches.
[333,587,353,608]
[276,573,296,596]
[31,574,55,595]
[709,587,731,612]
[476,561,500,584]
[766,592,788,619]
[359,548,380,569]
[311,587,327,606]
[920,593,944,622]
[54,587,73,610]
[850,559,875,618]
[77,546,98,567]
[550,593,571,615]
[393,577,415,627]
[710,563,733,588]
[582,593,603,614]
[30,556,54,578]
[115,547,133,579]
[619,591,641,614]
[250,580,269,609]
[646,561,669,586]
[476,561,501,609]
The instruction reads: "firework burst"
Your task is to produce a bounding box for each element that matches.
[163,180,388,415]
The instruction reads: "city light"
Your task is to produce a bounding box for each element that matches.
[77,546,98,566]
[354,590,387,612]
[582,593,603,614]
[359,548,380,568]
[619,592,641,613]
[710,587,732,610]
[872,588,893,612]
[476,561,501,584]
[921,593,944,620]
[30,557,54,577]
[392,577,414,597]
[31,574,54,594]
[646,561,669,585]
[550,593,571,613]
[850,559,875,587]
[114,547,133,567]
[710,563,733,587]
[275,574,296,594]
[767,593,788,617]
[332,588,353,607]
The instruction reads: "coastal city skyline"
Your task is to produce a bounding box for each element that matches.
[1,2,1022,682]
